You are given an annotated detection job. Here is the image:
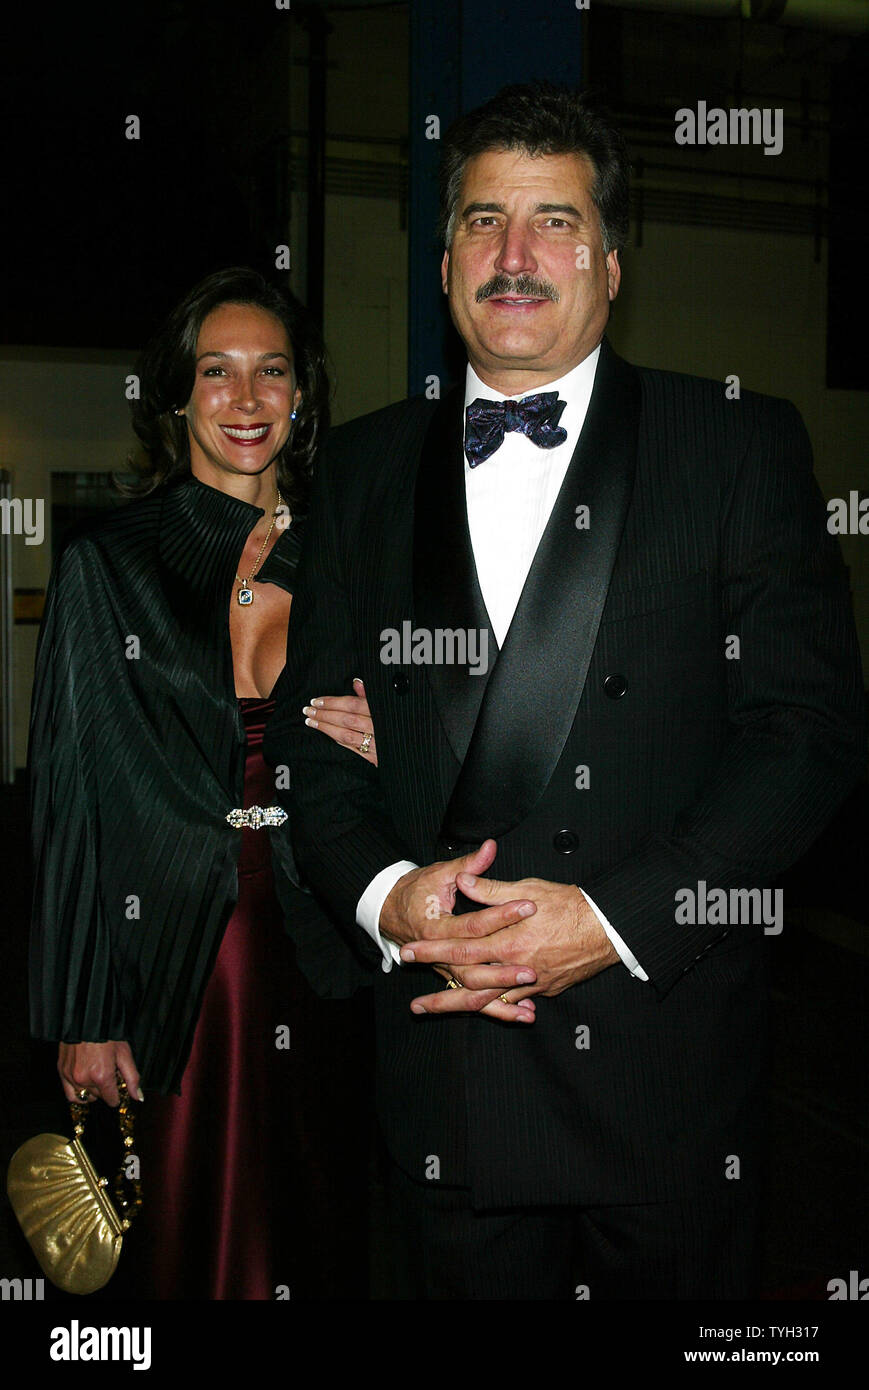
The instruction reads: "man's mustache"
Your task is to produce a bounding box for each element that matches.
[475,274,561,303]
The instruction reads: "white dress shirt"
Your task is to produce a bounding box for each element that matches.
[355,345,648,982]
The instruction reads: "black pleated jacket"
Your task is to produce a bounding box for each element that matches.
[29,474,371,1094]
[266,338,867,1208]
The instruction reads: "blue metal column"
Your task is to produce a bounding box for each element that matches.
[408,0,586,396]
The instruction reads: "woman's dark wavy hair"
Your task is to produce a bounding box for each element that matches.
[126,267,329,513]
[438,82,630,256]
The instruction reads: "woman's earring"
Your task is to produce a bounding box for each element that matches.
[290,410,297,421]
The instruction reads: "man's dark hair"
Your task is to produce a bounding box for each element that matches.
[127,267,329,514]
[438,82,630,256]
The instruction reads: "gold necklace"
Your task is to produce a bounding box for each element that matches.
[235,490,285,606]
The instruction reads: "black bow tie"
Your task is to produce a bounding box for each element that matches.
[464,391,568,467]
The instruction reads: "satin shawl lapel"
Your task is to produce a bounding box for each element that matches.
[442,340,641,841]
[412,386,499,765]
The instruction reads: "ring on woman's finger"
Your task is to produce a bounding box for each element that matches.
[76,1088,90,1102]
[499,994,510,1004]
[359,732,372,754]
[445,975,462,990]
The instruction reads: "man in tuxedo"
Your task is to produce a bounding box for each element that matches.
[265,83,865,1299]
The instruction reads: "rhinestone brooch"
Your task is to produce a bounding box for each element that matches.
[226,805,288,830]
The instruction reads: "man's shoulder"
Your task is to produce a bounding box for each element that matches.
[620,356,812,493]
[323,394,439,464]
[632,357,803,435]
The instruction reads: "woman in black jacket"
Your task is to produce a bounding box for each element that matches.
[29,267,377,1298]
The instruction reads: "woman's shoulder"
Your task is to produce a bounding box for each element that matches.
[55,487,167,568]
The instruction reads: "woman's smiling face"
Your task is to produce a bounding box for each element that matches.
[180,301,301,484]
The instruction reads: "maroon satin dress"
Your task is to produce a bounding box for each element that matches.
[128,695,371,1300]
[138,697,290,1299]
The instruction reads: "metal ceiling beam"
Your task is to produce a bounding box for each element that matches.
[593,0,869,35]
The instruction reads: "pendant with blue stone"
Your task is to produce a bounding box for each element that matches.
[237,587,254,606]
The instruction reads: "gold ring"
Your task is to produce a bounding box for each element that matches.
[360,733,372,754]
[76,1088,90,1102]
[499,994,510,1004]
[445,976,462,990]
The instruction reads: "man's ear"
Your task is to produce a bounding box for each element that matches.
[606,249,621,302]
[441,249,450,295]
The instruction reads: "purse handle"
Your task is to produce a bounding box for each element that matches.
[69,1070,143,1229]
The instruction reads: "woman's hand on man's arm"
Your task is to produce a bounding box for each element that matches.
[303,676,378,765]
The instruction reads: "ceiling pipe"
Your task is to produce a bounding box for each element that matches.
[593,0,869,35]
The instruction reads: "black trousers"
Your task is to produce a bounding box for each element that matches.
[385,1160,759,1301]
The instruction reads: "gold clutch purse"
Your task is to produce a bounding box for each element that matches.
[6,1074,142,1295]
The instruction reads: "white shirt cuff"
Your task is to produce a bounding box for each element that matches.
[581,886,649,981]
[356,860,419,971]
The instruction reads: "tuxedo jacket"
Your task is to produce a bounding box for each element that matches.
[265,337,866,1207]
